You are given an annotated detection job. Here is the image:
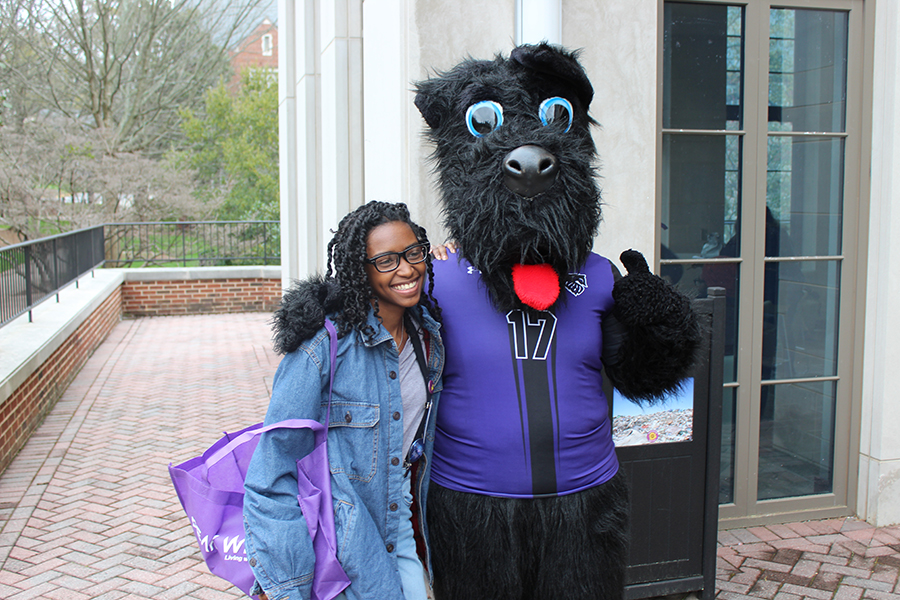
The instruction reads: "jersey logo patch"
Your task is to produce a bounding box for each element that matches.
[565,273,588,297]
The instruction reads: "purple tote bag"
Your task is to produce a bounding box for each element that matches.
[169,319,350,599]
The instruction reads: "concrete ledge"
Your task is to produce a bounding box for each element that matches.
[112,265,282,281]
[0,266,282,406]
[0,269,124,406]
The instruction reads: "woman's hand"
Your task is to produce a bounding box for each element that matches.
[430,240,458,261]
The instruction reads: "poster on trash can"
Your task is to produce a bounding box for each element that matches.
[612,378,694,446]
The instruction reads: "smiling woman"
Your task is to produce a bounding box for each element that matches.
[365,223,429,350]
[243,201,445,600]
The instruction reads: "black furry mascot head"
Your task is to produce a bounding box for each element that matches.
[415,43,601,312]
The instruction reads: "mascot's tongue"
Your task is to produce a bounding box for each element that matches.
[511,263,560,311]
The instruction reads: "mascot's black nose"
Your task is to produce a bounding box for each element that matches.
[502,145,559,198]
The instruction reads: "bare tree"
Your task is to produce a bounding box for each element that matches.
[0,1,50,131]
[0,120,218,240]
[1,0,270,155]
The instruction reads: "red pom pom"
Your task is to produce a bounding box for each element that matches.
[512,264,559,310]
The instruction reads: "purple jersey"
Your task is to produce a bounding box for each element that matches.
[431,253,619,498]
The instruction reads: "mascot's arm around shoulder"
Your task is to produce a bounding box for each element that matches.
[603,249,703,404]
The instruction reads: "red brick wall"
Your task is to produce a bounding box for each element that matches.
[230,23,278,71]
[0,287,122,475]
[228,21,278,91]
[121,278,281,317]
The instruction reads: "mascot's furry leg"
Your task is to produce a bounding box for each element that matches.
[428,473,630,600]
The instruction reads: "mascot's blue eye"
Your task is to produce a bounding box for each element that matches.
[466,101,503,137]
[539,97,573,132]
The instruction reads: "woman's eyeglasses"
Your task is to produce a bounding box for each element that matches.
[365,243,430,273]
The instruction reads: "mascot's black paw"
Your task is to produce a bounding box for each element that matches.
[607,250,703,403]
[613,249,686,327]
[619,249,650,275]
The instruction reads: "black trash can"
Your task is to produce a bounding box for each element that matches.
[610,288,725,600]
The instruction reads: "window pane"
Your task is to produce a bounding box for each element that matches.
[662,134,741,259]
[762,260,840,380]
[663,3,743,130]
[699,262,739,385]
[719,387,738,504]
[766,136,844,257]
[768,9,848,133]
[662,258,740,386]
[759,380,836,500]
[662,132,742,386]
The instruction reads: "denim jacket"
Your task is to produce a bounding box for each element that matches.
[243,306,444,600]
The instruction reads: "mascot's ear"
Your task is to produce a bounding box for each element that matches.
[415,80,443,130]
[510,43,594,111]
[415,58,497,130]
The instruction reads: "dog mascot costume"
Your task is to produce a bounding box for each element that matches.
[415,44,702,600]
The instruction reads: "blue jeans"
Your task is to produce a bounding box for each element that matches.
[335,475,426,600]
[397,475,428,599]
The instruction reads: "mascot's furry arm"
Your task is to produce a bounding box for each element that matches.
[271,275,344,355]
[603,250,703,404]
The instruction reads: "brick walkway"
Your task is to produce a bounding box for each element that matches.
[0,312,898,599]
[0,314,277,600]
[717,521,900,600]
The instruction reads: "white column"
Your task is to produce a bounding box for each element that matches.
[860,0,900,526]
[516,0,561,45]
[362,0,406,206]
[279,0,319,288]
[278,0,364,287]
[320,0,365,259]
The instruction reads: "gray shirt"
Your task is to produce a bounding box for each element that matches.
[398,327,427,455]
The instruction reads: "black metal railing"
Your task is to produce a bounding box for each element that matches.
[0,221,281,329]
[103,221,280,268]
[0,226,106,327]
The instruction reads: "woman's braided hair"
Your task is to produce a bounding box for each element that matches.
[326,201,441,341]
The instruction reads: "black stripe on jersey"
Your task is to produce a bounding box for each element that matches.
[509,324,529,461]
[551,333,560,469]
[522,357,557,495]
[507,309,559,496]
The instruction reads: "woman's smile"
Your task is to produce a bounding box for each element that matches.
[391,280,420,293]
[365,221,427,318]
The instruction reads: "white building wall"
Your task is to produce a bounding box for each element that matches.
[361,1,409,208]
[860,0,900,527]
[562,0,659,268]
[320,1,365,247]
[278,0,318,287]
[282,0,658,270]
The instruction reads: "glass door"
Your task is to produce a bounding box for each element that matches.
[660,0,864,523]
